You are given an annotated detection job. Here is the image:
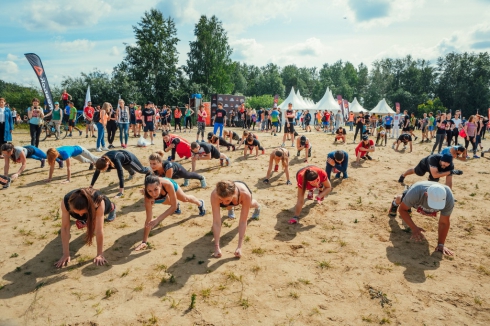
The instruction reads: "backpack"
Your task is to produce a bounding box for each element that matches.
[93,111,101,123]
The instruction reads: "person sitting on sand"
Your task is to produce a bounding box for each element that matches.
[296,135,312,163]
[55,188,117,268]
[289,165,332,225]
[210,180,261,258]
[149,150,206,187]
[388,181,455,256]
[398,153,462,189]
[135,175,206,251]
[392,133,413,153]
[263,147,291,185]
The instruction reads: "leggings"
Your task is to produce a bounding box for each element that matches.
[247,141,264,151]
[217,138,234,149]
[451,129,459,146]
[174,118,181,131]
[118,123,129,145]
[465,136,477,154]
[197,121,205,138]
[185,116,192,129]
[73,147,99,164]
[173,168,204,181]
[353,125,363,142]
[29,123,42,148]
[107,121,117,145]
[446,130,453,147]
[432,133,445,154]
[96,122,105,148]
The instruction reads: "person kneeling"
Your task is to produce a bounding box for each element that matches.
[55,188,116,268]
[392,133,413,153]
[355,135,375,163]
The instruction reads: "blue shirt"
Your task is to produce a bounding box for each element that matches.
[270,110,279,122]
[384,116,393,126]
[65,105,71,115]
[57,145,83,161]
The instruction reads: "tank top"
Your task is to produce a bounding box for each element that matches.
[63,189,112,220]
[52,108,61,121]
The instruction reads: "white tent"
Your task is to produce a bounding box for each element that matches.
[370,98,395,115]
[312,88,341,113]
[277,87,309,111]
[296,89,314,108]
[348,97,367,113]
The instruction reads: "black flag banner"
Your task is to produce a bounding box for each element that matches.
[24,53,55,111]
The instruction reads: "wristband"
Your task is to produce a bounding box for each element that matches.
[437,243,444,247]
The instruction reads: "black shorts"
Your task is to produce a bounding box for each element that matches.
[136,119,143,124]
[414,160,453,181]
[68,120,75,127]
[402,127,410,132]
[284,123,295,134]
[385,125,392,130]
[175,118,181,125]
[210,147,221,159]
[304,121,310,126]
[410,126,415,131]
[144,122,154,132]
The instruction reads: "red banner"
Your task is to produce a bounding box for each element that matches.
[395,102,400,112]
[273,94,279,108]
[343,99,349,122]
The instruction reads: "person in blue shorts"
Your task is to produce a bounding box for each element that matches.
[135,175,205,251]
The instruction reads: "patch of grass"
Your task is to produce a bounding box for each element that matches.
[475,296,483,306]
[121,269,130,277]
[105,288,116,298]
[218,284,227,291]
[155,264,167,272]
[380,317,391,324]
[317,260,332,269]
[147,313,158,325]
[172,250,178,255]
[10,253,18,258]
[223,222,231,228]
[239,298,250,309]
[244,236,250,242]
[375,265,393,273]
[133,284,144,292]
[189,293,197,310]
[426,273,436,280]
[205,230,213,236]
[362,315,374,323]
[169,275,176,283]
[477,265,490,276]
[160,276,168,284]
[252,247,265,256]
[469,193,476,197]
[226,271,241,282]
[200,288,211,299]
[309,307,321,316]
[170,298,181,309]
[339,240,347,247]
[298,278,311,285]
[77,255,91,265]
[251,265,261,275]
[289,291,299,299]
[24,240,34,246]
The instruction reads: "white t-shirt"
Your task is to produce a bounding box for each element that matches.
[393,114,403,126]
[452,118,462,129]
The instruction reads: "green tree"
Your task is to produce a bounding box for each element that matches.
[0,80,43,115]
[417,97,447,116]
[185,15,234,96]
[256,63,285,97]
[246,95,281,109]
[122,9,180,105]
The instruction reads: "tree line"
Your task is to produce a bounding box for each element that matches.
[1,8,489,118]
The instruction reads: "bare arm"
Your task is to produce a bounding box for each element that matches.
[429,166,451,179]
[94,202,105,260]
[165,168,173,179]
[236,195,251,249]
[55,200,72,268]
[318,179,332,199]
[265,154,273,179]
[211,192,222,248]
[3,157,9,175]
[294,187,305,216]
[141,198,153,243]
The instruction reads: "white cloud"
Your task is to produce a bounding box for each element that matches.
[230,39,264,61]
[110,46,120,56]
[21,0,111,31]
[289,38,326,56]
[7,54,20,61]
[0,61,19,74]
[57,39,96,52]
[156,0,200,24]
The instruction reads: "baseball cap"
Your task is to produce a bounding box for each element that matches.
[362,135,369,141]
[54,102,59,105]
[300,135,306,145]
[440,154,453,163]
[427,183,447,210]
[146,101,153,105]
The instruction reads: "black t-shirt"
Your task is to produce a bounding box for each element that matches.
[264,110,269,117]
[419,154,453,173]
[63,189,111,221]
[161,161,182,177]
[356,116,364,127]
[403,115,410,128]
[142,108,155,123]
[364,114,370,124]
[286,109,294,123]
[214,109,226,124]
[336,128,346,135]
[304,113,311,122]
[398,134,412,142]
[246,139,260,147]
[444,119,454,131]
[436,119,447,134]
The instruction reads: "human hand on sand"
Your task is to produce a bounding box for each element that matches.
[55,254,71,268]
[146,218,160,229]
[435,244,453,256]
[411,227,426,242]
[93,255,107,266]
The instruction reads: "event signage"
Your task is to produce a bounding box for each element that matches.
[343,99,350,121]
[24,53,55,111]
[395,102,400,112]
[273,94,279,108]
[210,94,245,118]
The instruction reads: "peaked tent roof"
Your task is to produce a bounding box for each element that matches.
[312,88,341,112]
[296,89,314,108]
[370,98,395,115]
[277,87,312,111]
[348,97,367,113]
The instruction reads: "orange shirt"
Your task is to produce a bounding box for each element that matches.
[296,166,328,190]
[174,109,182,118]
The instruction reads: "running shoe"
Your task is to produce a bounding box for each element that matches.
[102,147,109,151]
[151,142,154,145]
[307,190,314,200]
[366,154,372,160]
[92,135,96,138]
[220,159,224,166]
[128,173,134,180]
[198,200,206,216]
[59,160,64,169]
[200,177,207,188]
[297,151,301,157]
[86,135,88,138]
[482,152,485,157]
[391,144,395,149]
[79,131,82,136]
[473,155,480,159]
[226,158,231,166]
[251,205,261,220]
[2,177,11,189]
[228,208,235,219]
[174,203,181,214]
[106,205,117,222]
[398,175,405,183]
[389,201,398,217]
[182,179,189,187]
[96,148,102,152]
[40,159,45,168]
[281,143,286,148]
[89,163,94,170]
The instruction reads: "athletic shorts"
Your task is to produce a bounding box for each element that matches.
[175,118,181,125]
[272,121,279,127]
[323,121,330,126]
[410,126,415,131]
[402,127,410,132]
[84,119,92,125]
[136,119,143,124]
[304,121,310,126]
[68,120,75,127]
[284,124,295,134]
[385,125,392,130]
[144,122,154,132]
[428,126,434,131]
[414,159,453,180]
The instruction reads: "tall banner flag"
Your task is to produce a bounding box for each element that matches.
[84,86,91,109]
[24,53,55,111]
[273,94,279,108]
[343,99,350,122]
[395,102,400,112]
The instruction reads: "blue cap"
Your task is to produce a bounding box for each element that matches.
[54,101,59,105]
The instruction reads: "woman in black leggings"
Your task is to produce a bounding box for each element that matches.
[207,132,236,151]
[149,150,206,188]
[91,150,150,197]
[431,113,447,154]
[353,113,364,143]
[106,107,118,148]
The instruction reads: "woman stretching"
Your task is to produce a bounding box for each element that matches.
[91,150,150,197]
[191,142,231,171]
[136,175,206,251]
[290,166,332,225]
[263,147,291,185]
[210,180,261,258]
[207,132,236,151]
[162,131,192,161]
[46,146,99,183]
[243,134,265,158]
[296,135,312,163]
[149,150,206,187]
[55,188,116,268]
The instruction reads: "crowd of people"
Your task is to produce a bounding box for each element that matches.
[0,94,488,268]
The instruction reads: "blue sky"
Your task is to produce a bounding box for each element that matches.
[1,0,490,90]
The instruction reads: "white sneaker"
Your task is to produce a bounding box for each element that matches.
[101,147,109,151]
[151,141,154,145]
[96,148,102,152]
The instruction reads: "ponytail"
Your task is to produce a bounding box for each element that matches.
[95,156,114,170]
[67,188,101,245]
[302,168,318,190]
[47,148,60,166]
[149,150,165,163]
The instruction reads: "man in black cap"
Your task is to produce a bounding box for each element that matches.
[398,153,462,189]
[296,135,312,163]
[392,133,413,152]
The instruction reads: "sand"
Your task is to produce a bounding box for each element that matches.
[1,126,489,326]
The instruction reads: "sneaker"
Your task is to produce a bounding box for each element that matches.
[2,177,11,189]
[228,208,235,219]
[174,203,181,214]
[115,192,123,198]
[106,205,116,222]
[398,175,405,183]
[391,144,395,149]
[85,135,88,138]
[251,205,261,220]
[198,200,206,216]
[361,156,367,160]
[96,148,102,152]
[226,158,231,166]
[40,159,45,168]
[79,131,82,136]
[182,179,189,187]
[89,163,94,170]
[68,134,72,137]
[200,177,207,188]
[389,201,398,217]
[281,143,286,148]
[482,152,485,157]
[297,150,301,157]
[262,149,265,155]
[366,154,372,160]
[58,160,64,169]
[128,174,134,180]
[474,155,480,159]
[220,159,224,166]
[101,147,109,151]
[151,142,154,145]
[274,133,277,136]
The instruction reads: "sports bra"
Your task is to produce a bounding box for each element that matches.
[219,181,252,208]
[154,178,179,204]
